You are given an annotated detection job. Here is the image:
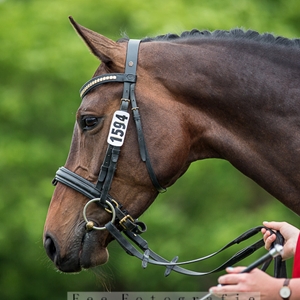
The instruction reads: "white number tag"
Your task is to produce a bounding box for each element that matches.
[107,111,130,147]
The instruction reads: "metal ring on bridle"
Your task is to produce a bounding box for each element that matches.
[83,198,116,231]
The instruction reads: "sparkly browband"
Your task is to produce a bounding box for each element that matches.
[79,73,137,99]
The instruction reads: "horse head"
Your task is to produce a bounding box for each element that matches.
[43,18,201,272]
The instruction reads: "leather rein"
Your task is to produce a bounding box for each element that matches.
[52,39,286,277]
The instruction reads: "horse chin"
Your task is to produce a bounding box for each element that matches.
[54,230,110,273]
[80,236,109,270]
[79,230,109,270]
[80,247,108,270]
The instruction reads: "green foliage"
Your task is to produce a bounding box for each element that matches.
[0,0,299,298]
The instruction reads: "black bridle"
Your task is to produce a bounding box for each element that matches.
[54,39,165,205]
[52,39,286,277]
[53,39,165,232]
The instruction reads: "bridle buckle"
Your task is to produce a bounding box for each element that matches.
[119,214,135,229]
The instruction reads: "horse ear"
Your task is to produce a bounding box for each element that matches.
[69,16,126,69]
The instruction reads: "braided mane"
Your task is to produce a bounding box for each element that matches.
[138,28,300,48]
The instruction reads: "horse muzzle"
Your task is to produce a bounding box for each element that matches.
[43,227,110,272]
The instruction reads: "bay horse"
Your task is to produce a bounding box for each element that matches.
[44,17,300,273]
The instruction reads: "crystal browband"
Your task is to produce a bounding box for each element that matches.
[79,73,137,98]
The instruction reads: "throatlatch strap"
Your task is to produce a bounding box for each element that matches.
[130,84,166,192]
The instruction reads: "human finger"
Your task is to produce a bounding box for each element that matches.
[262,229,271,241]
[264,232,276,250]
[263,221,284,231]
[225,266,246,274]
[218,272,247,286]
[210,275,247,298]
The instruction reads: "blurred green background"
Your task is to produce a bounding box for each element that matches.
[1,0,300,299]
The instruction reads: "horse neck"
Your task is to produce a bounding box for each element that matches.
[143,39,300,213]
[154,39,300,105]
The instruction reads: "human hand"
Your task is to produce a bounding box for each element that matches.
[210,266,283,300]
[262,221,299,260]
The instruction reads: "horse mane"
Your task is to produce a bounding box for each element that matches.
[121,29,300,48]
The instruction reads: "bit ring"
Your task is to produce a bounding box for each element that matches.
[83,198,116,231]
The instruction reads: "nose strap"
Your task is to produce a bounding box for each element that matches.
[53,167,105,201]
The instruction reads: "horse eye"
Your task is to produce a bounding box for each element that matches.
[81,116,100,130]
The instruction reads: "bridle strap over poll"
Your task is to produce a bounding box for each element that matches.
[52,39,286,277]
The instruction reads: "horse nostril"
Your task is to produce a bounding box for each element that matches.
[44,235,58,262]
